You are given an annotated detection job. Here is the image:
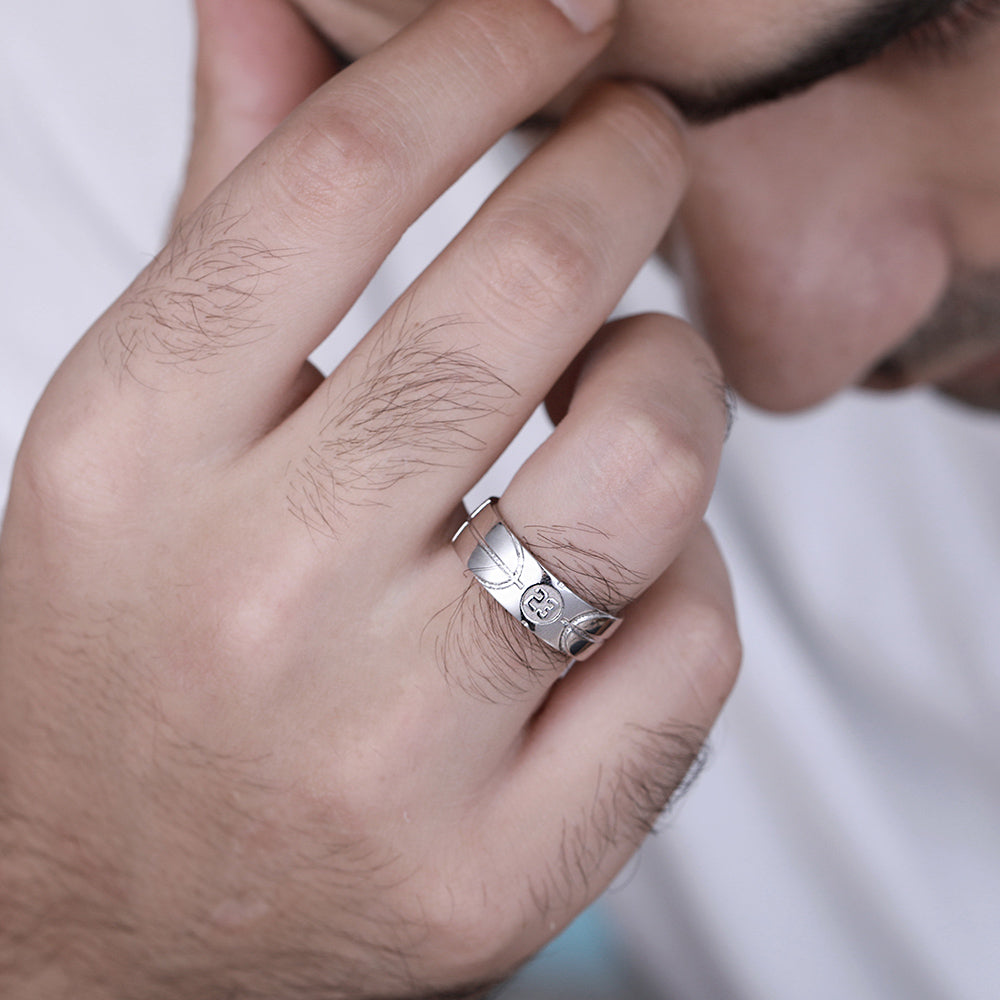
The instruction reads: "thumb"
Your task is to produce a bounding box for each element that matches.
[174,0,340,227]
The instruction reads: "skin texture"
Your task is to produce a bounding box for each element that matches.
[677,36,1000,411]
[0,1,737,996]
[297,0,1000,411]
[1,0,998,996]
[296,0,861,91]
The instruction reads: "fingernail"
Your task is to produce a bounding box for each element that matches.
[547,0,617,34]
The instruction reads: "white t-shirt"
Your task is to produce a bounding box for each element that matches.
[4,4,999,999]
[610,390,1000,1000]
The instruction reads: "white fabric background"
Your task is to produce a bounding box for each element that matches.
[4,4,1000,999]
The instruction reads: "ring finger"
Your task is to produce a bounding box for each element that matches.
[264,81,689,548]
[416,311,730,730]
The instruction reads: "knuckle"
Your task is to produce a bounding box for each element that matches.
[273,111,405,226]
[615,722,712,834]
[601,314,730,439]
[687,592,743,680]
[109,201,287,374]
[676,325,733,436]
[470,198,605,333]
[209,583,290,675]
[441,584,565,702]
[601,401,713,531]
[13,407,129,527]
[309,689,446,827]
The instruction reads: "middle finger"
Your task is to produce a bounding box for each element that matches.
[272,81,688,541]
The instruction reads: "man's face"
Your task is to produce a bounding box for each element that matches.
[297,0,1000,412]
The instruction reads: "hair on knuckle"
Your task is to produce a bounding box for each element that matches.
[286,313,516,538]
[615,722,712,835]
[518,522,644,613]
[104,200,299,383]
[431,582,565,704]
[530,724,711,916]
[431,526,643,703]
[285,442,350,542]
[695,354,738,439]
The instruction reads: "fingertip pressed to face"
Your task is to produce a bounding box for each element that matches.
[291,0,1000,413]
[296,0,859,100]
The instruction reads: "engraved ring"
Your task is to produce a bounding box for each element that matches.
[451,498,623,662]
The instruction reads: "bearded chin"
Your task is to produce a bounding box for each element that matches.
[937,377,1000,413]
[866,268,1000,415]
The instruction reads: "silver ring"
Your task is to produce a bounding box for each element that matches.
[451,498,623,662]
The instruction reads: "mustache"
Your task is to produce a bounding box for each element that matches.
[867,269,1000,388]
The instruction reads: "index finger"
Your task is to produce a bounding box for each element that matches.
[87,0,617,442]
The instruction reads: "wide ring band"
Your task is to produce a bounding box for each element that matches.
[452,498,623,662]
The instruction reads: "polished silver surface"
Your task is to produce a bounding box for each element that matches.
[452,498,622,661]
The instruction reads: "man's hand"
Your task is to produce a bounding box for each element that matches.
[0,0,739,995]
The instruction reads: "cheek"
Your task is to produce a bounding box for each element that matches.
[674,101,950,412]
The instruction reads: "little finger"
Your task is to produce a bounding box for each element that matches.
[496,524,739,930]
